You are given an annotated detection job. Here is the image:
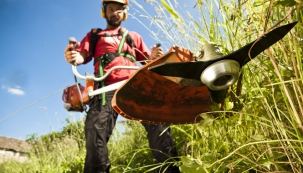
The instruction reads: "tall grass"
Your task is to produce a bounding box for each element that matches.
[0,116,86,173]
[130,0,303,172]
[0,118,157,173]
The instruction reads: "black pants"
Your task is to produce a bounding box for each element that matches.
[84,91,180,173]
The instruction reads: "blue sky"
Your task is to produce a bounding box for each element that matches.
[0,0,196,140]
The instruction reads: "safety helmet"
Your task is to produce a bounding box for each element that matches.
[101,0,128,21]
[102,0,128,6]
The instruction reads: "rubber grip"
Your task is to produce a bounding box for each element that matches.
[68,37,77,51]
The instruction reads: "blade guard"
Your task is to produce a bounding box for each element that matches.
[112,46,214,124]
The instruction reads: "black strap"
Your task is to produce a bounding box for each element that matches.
[91,27,137,66]
[93,52,137,67]
[120,28,136,48]
[89,27,136,56]
[89,28,102,57]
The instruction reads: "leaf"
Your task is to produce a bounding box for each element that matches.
[202,152,216,165]
[180,156,205,173]
[159,0,179,20]
[251,134,265,141]
[279,64,295,77]
[253,0,298,7]
[179,165,204,173]
[199,113,214,127]
[200,113,215,120]
[275,0,299,7]
[225,101,234,110]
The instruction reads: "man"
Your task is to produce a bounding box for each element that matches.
[64,0,180,172]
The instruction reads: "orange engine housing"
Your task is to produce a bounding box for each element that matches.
[62,84,85,112]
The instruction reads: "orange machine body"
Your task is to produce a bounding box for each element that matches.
[112,46,214,124]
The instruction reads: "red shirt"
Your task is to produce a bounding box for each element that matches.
[77,27,151,85]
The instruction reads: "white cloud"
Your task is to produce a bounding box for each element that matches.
[39,106,47,111]
[2,85,25,96]
[8,88,25,95]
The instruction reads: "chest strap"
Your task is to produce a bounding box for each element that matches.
[94,52,136,67]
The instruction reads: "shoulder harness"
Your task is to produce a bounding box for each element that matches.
[89,27,137,105]
[90,27,137,65]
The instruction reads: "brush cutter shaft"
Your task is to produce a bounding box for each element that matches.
[72,65,139,81]
[72,65,140,97]
[87,80,127,97]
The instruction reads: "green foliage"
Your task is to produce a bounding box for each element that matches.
[61,156,84,173]
[0,117,165,173]
[179,156,206,173]
[254,0,300,7]
[131,0,303,172]
[109,120,156,172]
[159,0,179,19]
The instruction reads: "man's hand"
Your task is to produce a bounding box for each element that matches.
[149,44,163,60]
[64,42,85,65]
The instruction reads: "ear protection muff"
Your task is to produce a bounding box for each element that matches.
[122,9,127,21]
[101,7,106,18]
[101,6,127,21]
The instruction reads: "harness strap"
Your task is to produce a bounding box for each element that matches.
[99,61,106,105]
[89,27,136,56]
[89,28,103,57]
[94,28,136,105]
[118,30,128,53]
[94,52,136,67]
[93,29,136,67]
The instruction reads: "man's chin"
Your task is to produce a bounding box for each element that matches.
[111,22,121,26]
[107,19,121,27]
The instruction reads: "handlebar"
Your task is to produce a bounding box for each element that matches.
[72,65,140,82]
[71,64,140,100]
[69,36,160,81]
[68,37,158,105]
